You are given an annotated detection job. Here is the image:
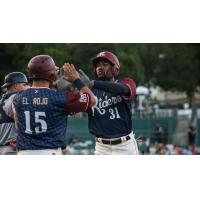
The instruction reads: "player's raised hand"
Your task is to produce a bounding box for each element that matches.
[63,62,80,82]
[54,77,72,91]
[53,65,72,90]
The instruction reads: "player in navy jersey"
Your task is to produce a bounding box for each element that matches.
[13,55,96,155]
[79,51,139,155]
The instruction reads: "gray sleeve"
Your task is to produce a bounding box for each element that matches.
[0,94,17,145]
[3,94,16,118]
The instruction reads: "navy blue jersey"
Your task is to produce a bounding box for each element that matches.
[13,87,90,150]
[87,78,136,138]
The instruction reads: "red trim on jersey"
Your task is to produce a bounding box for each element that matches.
[119,78,136,100]
[66,91,91,114]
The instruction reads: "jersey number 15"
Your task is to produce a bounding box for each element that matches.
[24,111,47,134]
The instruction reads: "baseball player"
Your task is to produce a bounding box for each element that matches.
[13,55,96,155]
[79,51,139,155]
[0,72,29,155]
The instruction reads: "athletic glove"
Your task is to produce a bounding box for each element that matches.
[55,77,72,90]
[79,69,94,88]
[54,67,72,90]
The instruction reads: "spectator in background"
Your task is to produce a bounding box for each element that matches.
[165,144,176,155]
[138,135,149,155]
[181,146,192,155]
[154,124,165,144]
[68,133,80,145]
[187,125,197,154]
[174,145,182,155]
[149,143,157,155]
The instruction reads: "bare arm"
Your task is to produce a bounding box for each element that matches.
[12,103,18,128]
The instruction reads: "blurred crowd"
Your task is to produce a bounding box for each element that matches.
[63,124,199,155]
[62,134,95,155]
[138,141,198,155]
[137,124,198,155]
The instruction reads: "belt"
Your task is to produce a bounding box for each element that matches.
[96,135,131,145]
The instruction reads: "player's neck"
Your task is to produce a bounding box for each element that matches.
[107,77,115,82]
[6,88,16,93]
[32,80,50,88]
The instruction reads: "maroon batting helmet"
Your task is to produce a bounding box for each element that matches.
[92,51,120,79]
[27,55,57,83]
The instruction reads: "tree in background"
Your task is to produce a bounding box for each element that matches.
[0,44,68,82]
[152,44,200,107]
[0,43,200,107]
[65,43,145,83]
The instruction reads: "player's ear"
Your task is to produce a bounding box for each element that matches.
[13,83,18,90]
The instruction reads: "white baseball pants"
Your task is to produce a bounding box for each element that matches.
[95,132,139,155]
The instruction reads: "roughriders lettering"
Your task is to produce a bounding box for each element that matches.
[92,95,122,115]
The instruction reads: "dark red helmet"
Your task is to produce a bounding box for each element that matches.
[27,55,57,82]
[92,51,120,79]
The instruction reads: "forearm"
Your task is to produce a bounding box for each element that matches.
[93,80,130,96]
[12,106,18,128]
[80,87,97,107]
[74,79,96,107]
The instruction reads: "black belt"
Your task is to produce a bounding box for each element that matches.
[96,135,131,145]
